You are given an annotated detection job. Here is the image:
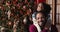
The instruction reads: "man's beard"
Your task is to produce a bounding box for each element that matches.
[39,21,45,30]
[39,21,45,26]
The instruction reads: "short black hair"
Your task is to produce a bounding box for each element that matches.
[35,11,45,19]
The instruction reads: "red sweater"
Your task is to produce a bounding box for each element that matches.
[29,24,47,32]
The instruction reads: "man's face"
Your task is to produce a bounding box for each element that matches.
[36,13,45,26]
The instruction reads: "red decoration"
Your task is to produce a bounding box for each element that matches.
[35,0,46,4]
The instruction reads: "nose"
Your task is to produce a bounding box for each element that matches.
[38,18,43,22]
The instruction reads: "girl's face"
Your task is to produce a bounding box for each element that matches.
[37,3,43,11]
[36,13,45,26]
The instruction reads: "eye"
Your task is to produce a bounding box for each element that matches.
[37,18,39,20]
[41,17,44,18]
[38,6,41,7]
[42,16,45,18]
[36,17,40,20]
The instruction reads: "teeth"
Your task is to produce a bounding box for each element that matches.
[39,22,42,26]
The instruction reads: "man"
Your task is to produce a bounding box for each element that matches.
[29,12,48,32]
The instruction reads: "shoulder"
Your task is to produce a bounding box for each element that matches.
[29,24,37,30]
[29,24,36,28]
[29,24,38,32]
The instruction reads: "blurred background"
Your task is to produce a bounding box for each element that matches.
[0,0,60,32]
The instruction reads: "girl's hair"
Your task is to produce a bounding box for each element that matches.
[37,2,51,14]
[42,3,51,14]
